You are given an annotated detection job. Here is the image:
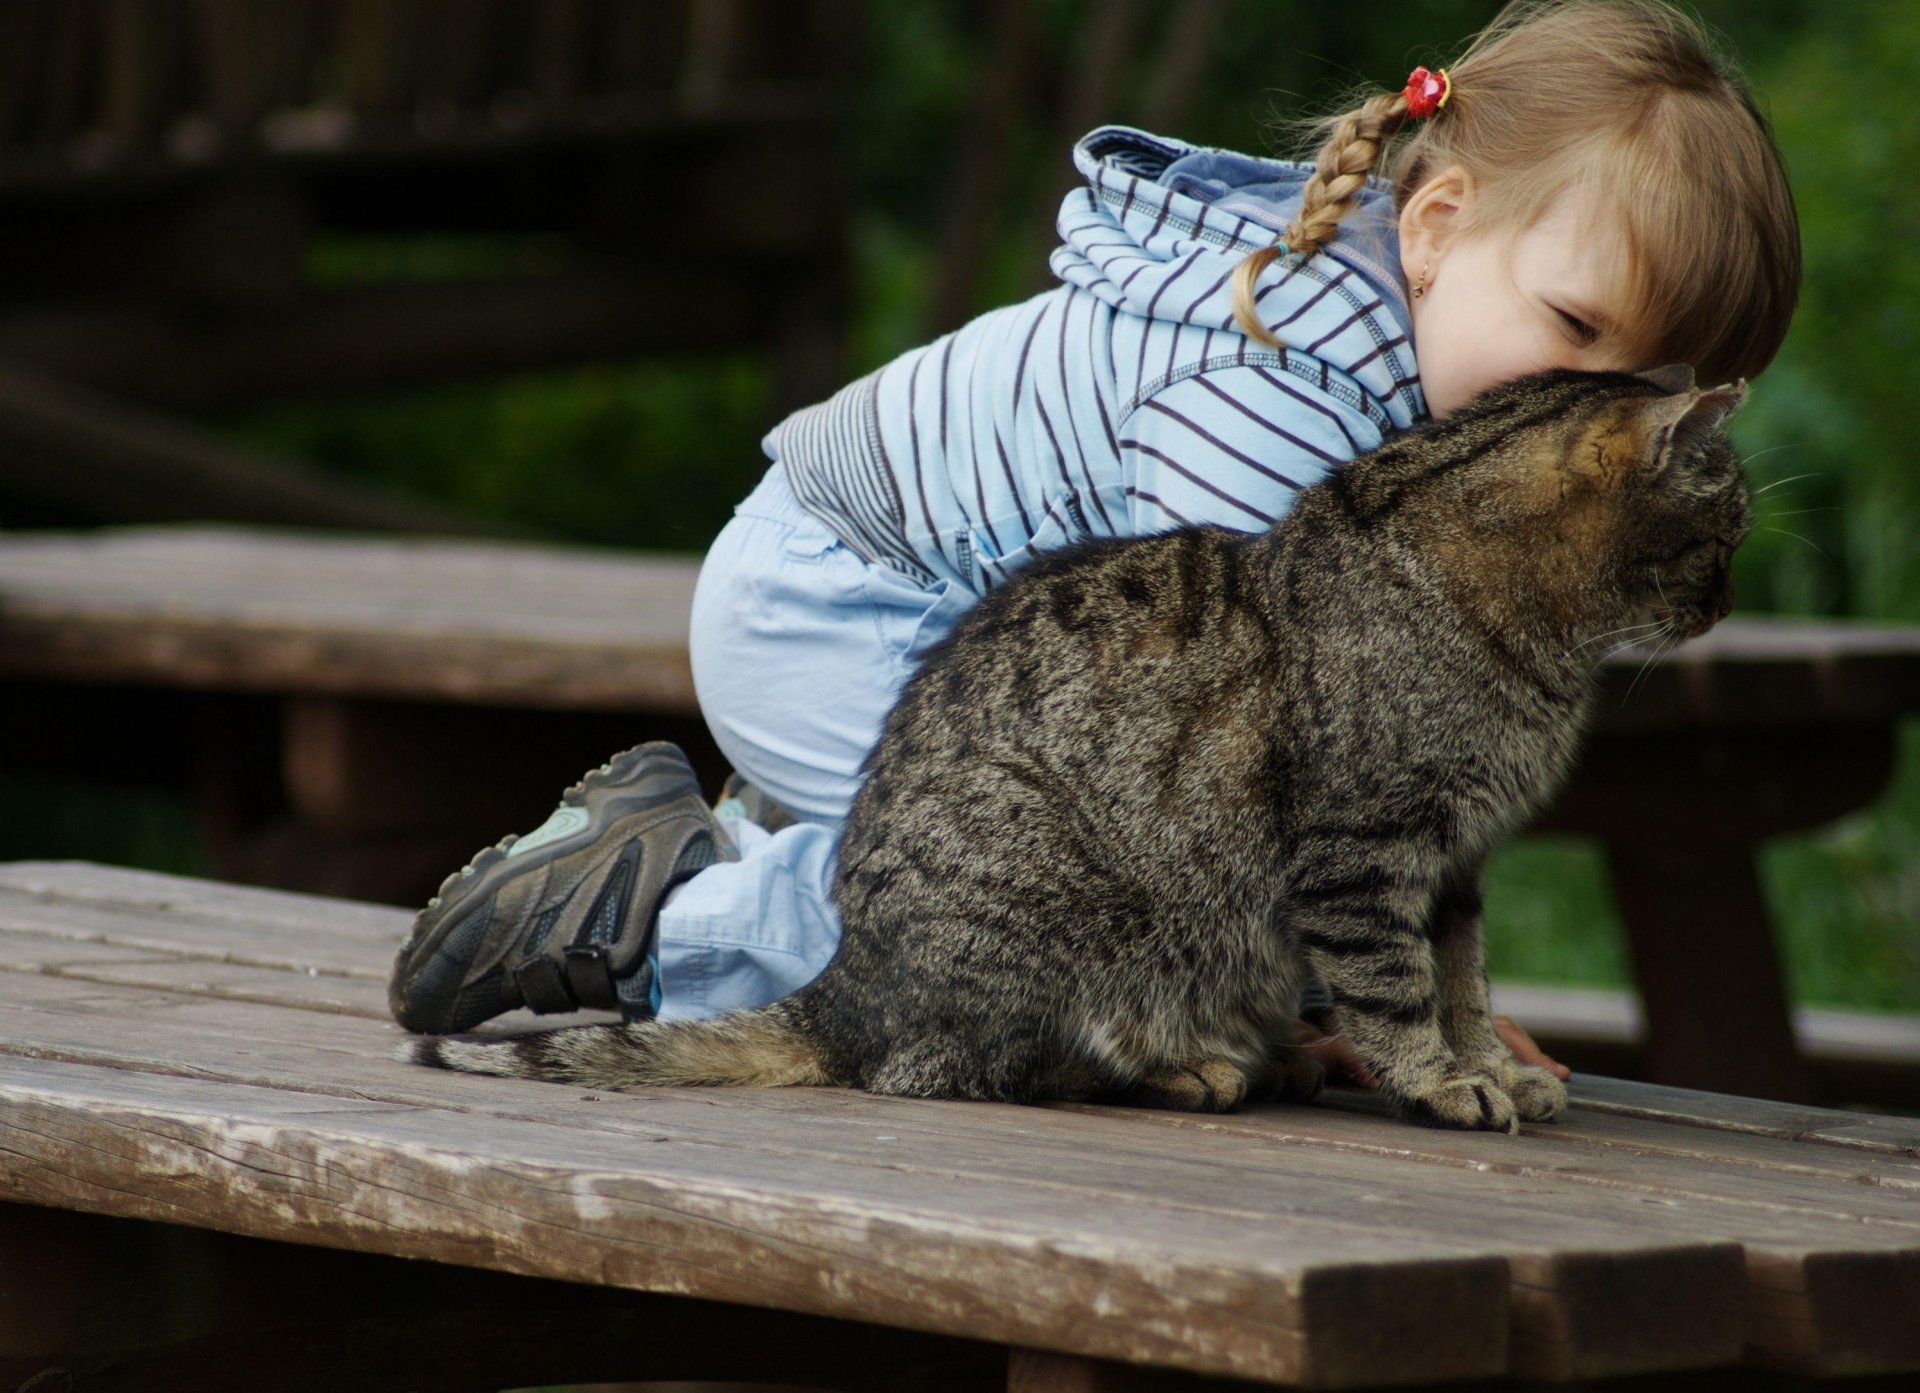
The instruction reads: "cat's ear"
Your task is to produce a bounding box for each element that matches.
[1636,363,1696,394]
[1642,380,1749,472]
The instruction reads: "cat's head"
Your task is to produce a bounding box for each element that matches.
[1410,365,1752,643]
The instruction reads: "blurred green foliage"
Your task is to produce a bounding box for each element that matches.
[169,2,1920,1010]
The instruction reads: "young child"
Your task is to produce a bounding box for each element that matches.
[389,0,1799,1082]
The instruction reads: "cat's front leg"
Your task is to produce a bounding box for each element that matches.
[1428,865,1567,1124]
[1292,864,1520,1133]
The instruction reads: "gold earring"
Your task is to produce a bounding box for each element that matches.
[1412,261,1432,299]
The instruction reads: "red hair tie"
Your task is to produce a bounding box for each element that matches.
[1403,65,1452,119]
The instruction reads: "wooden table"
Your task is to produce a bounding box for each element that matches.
[3,527,1919,1106]
[1,862,1918,1392]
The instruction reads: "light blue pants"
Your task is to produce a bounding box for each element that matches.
[654,465,976,1020]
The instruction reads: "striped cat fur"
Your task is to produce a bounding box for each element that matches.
[412,366,1750,1133]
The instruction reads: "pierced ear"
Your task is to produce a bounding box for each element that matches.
[1636,363,1696,394]
[1643,379,1749,472]
[1398,164,1475,265]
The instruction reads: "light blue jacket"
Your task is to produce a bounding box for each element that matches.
[767,125,1428,594]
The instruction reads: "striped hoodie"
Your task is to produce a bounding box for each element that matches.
[767,125,1429,594]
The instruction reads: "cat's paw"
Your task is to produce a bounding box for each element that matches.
[1249,1043,1326,1103]
[1497,1063,1568,1122]
[1397,1073,1520,1134]
[1126,1057,1250,1113]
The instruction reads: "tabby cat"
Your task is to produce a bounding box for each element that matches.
[411,366,1750,1133]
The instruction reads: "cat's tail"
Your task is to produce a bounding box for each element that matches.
[402,1001,835,1090]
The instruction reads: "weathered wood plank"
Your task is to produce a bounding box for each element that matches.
[4,865,1919,1378]
[2,969,1907,1381]
[1302,1086,1920,1196]
[0,970,1758,1239]
[1,862,1913,1195]
[1492,982,1920,1108]
[1571,1075,1920,1157]
[1059,1104,1920,1378]
[0,1054,1510,1389]
[4,534,1918,724]
[18,914,1918,1210]
[0,947,1901,1236]
[0,861,409,942]
[0,973,1752,1384]
[0,888,394,979]
[7,864,1915,1183]
[19,951,391,1018]
[0,529,702,711]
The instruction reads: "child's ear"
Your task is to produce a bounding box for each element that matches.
[1397,165,1476,274]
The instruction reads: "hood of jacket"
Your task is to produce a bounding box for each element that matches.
[1051,125,1427,430]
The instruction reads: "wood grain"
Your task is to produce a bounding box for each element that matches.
[0,528,702,712]
[0,1053,1511,1389]
[4,532,1919,725]
[2,863,1919,1385]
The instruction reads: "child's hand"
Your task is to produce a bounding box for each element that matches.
[1493,1013,1572,1080]
[1288,1016,1378,1088]
[1289,1012,1571,1089]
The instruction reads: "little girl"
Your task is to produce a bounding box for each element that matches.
[390,0,1799,1080]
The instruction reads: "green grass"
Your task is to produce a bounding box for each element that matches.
[1482,836,1632,989]
[1763,722,1920,1012]
[1481,722,1920,1014]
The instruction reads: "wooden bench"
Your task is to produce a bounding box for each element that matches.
[3,526,1920,1108]
[1491,982,1920,1112]
[3,861,1919,1392]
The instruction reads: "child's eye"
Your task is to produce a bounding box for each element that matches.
[1556,308,1600,346]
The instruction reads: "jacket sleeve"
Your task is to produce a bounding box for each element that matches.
[1117,363,1383,534]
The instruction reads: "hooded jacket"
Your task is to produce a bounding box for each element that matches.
[767,125,1429,594]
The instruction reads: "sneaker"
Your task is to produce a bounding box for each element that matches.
[389,742,737,1035]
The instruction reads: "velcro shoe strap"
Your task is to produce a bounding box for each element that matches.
[512,952,577,1015]
[564,944,619,1012]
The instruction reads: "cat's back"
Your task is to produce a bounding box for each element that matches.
[885,526,1285,755]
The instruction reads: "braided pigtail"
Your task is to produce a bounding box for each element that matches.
[1231,90,1415,348]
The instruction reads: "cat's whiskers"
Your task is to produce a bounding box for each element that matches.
[1754,506,1838,522]
[1564,619,1664,661]
[1597,641,1647,669]
[1616,581,1677,706]
[1620,624,1678,706]
[1595,629,1666,667]
[1757,525,1833,563]
[1751,471,1823,497]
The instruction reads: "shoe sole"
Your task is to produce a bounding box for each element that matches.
[390,742,713,1033]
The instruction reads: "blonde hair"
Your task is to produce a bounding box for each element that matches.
[1229,0,1801,387]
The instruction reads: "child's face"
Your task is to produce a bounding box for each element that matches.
[1400,172,1640,419]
